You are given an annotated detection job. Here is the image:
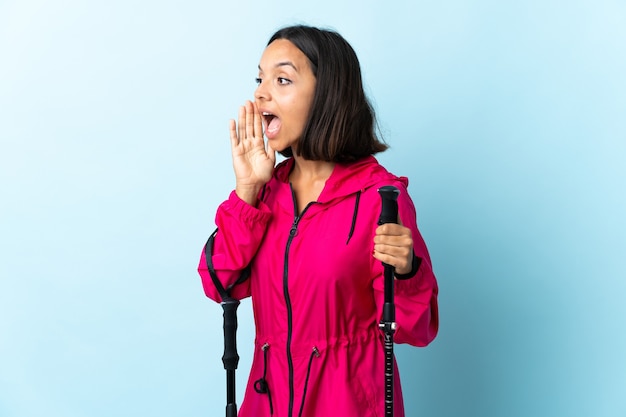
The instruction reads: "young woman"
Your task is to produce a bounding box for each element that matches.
[198,25,439,417]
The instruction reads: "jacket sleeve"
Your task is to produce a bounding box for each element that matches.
[372,183,439,347]
[198,190,272,302]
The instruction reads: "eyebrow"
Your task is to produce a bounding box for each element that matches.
[258,61,298,72]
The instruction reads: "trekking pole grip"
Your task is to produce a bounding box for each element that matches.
[222,297,241,372]
[378,185,400,226]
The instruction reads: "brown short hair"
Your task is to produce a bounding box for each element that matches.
[268,25,388,162]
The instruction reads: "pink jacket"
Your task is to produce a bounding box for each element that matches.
[198,156,439,417]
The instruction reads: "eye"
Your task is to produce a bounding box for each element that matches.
[277,77,292,85]
[255,77,263,85]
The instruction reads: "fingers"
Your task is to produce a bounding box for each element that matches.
[233,101,263,144]
[373,224,413,273]
[254,102,263,139]
[373,246,412,274]
[373,238,412,260]
[245,101,255,139]
[237,104,246,142]
[229,119,238,148]
[375,223,410,239]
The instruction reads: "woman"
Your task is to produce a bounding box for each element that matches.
[198,25,439,417]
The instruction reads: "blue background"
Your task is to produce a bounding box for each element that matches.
[1,1,624,416]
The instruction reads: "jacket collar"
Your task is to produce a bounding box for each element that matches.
[273,156,407,203]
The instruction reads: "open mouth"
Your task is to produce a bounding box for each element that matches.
[262,111,275,125]
[262,112,281,135]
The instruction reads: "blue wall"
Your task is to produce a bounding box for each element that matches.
[1,1,624,416]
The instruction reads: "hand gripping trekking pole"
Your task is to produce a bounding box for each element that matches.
[378,185,400,417]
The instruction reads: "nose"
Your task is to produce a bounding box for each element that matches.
[254,80,269,101]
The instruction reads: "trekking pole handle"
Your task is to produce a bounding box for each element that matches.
[222,297,241,372]
[378,186,400,226]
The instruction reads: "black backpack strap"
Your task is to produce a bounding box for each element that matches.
[205,228,251,301]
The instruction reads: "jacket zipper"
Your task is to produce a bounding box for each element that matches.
[284,186,315,417]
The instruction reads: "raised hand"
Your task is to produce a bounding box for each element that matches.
[230,100,276,205]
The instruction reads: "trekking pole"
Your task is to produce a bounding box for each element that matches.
[222,296,240,417]
[377,185,400,417]
[205,232,245,417]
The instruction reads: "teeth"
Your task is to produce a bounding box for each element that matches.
[262,112,273,116]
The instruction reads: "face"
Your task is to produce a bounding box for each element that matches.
[254,39,316,152]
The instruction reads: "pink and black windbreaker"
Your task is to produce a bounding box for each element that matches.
[198,156,439,417]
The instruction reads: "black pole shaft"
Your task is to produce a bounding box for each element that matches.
[222,297,240,417]
[226,370,236,417]
[378,185,400,417]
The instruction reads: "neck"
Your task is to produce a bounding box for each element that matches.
[288,155,335,214]
[290,155,335,182]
